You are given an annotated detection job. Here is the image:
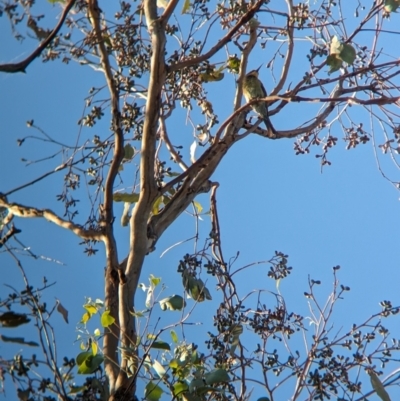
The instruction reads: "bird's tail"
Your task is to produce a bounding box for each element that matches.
[264,116,278,137]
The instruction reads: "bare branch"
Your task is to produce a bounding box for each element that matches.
[232,18,258,116]
[276,94,400,106]
[159,117,188,171]
[0,0,76,74]
[272,0,294,95]
[0,195,103,241]
[209,183,225,265]
[5,158,84,197]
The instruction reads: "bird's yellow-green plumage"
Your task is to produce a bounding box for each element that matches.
[243,69,277,136]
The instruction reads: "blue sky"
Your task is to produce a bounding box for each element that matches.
[1,2,400,400]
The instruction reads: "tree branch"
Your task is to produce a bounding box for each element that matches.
[232,17,258,115]
[158,85,352,202]
[0,0,76,74]
[272,0,294,95]
[160,0,180,23]
[0,225,22,248]
[160,117,188,171]
[88,0,124,391]
[253,89,343,139]
[0,195,103,241]
[149,132,240,249]
[5,157,88,197]
[169,0,265,73]
[274,94,400,106]
[116,0,168,392]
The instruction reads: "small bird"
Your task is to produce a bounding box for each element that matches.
[243,67,277,136]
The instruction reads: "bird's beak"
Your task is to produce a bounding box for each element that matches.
[256,64,263,73]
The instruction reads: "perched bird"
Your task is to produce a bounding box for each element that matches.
[243,67,277,136]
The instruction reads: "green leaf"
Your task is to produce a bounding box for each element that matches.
[328,36,355,70]
[77,354,104,374]
[173,381,189,396]
[100,310,115,328]
[151,340,171,351]
[113,192,140,203]
[83,304,98,315]
[188,278,212,302]
[123,144,135,160]
[152,196,164,215]
[159,295,186,311]
[326,54,343,74]
[369,371,391,401]
[340,43,356,65]
[129,310,145,318]
[181,0,191,14]
[91,341,98,355]
[189,378,205,393]
[182,393,204,401]
[94,328,101,336]
[76,351,92,366]
[191,350,201,364]
[193,200,203,213]
[329,35,342,55]
[68,385,87,395]
[81,312,91,324]
[204,368,230,385]
[144,381,164,401]
[170,330,179,343]
[0,335,38,347]
[152,359,167,378]
[76,352,104,374]
[150,274,162,287]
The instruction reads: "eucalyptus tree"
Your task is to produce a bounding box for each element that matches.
[1,1,400,400]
